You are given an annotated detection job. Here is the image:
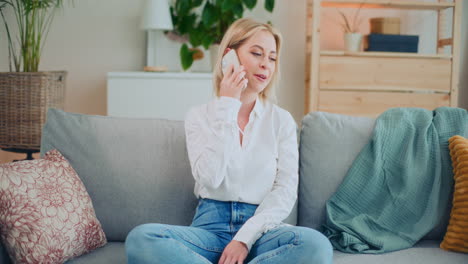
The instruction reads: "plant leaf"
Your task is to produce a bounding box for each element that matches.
[202,34,215,50]
[265,0,274,12]
[243,0,257,10]
[222,0,235,12]
[338,10,352,33]
[180,43,194,71]
[202,2,217,27]
[176,0,191,16]
[191,47,204,60]
[189,26,203,47]
[170,6,178,26]
[351,2,364,33]
[233,2,243,18]
[192,0,204,8]
[179,14,196,34]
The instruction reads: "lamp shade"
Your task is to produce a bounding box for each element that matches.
[141,0,173,30]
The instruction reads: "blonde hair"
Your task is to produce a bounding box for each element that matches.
[213,18,282,102]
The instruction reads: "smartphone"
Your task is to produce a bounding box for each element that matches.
[221,49,241,75]
[221,49,246,90]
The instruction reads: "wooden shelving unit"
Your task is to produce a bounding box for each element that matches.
[304,0,462,117]
[320,50,452,59]
[321,0,454,10]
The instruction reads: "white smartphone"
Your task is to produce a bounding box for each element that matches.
[221,49,241,75]
[221,49,246,90]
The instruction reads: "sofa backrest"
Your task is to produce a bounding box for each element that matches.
[40,109,296,242]
[298,111,376,231]
[297,111,453,241]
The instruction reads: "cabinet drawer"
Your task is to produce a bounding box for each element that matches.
[319,91,450,117]
[319,56,451,93]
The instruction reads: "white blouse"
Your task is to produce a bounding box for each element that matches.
[184,96,299,250]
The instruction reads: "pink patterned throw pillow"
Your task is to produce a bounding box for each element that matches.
[0,149,107,263]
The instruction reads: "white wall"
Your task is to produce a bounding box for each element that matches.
[0,0,467,162]
[1,0,146,115]
[153,0,308,121]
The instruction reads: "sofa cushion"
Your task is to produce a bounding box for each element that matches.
[0,149,106,263]
[40,109,198,242]
[298,112,376,231]
[333,240,468,264]
[440,135,468,253]
[66,242,126,264]
[40,109,297,243]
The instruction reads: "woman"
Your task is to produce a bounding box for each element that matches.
[125,18,333,264]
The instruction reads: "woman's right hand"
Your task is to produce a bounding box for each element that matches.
[219,64,248,100]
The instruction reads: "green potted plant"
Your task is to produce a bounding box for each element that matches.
[169,0,275,70]
[0,0,71,159]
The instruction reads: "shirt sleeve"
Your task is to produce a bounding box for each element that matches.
[233,112,299,250]
[185,96,242,189]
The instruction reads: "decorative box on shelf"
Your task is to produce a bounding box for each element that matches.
[365,34,419,53]
[107,72,213,120]
[369,17,401,35]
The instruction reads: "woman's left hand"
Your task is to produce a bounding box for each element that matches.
[218,240,248,264]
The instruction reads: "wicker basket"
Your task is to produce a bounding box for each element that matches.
[0,71,66,151]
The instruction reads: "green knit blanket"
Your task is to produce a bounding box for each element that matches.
[323,107,468,253]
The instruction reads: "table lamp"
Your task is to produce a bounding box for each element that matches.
[141,0,173,72]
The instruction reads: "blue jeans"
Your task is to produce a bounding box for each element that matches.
[125,199,333,263]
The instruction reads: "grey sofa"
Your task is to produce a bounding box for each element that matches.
[0,108,466,264]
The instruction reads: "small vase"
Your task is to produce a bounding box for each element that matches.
[344,33,363,52]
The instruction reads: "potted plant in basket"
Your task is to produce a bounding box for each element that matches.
[0,0,72,160]
[168,0,275,71]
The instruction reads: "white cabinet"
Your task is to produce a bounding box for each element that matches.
[107,72,213,120]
